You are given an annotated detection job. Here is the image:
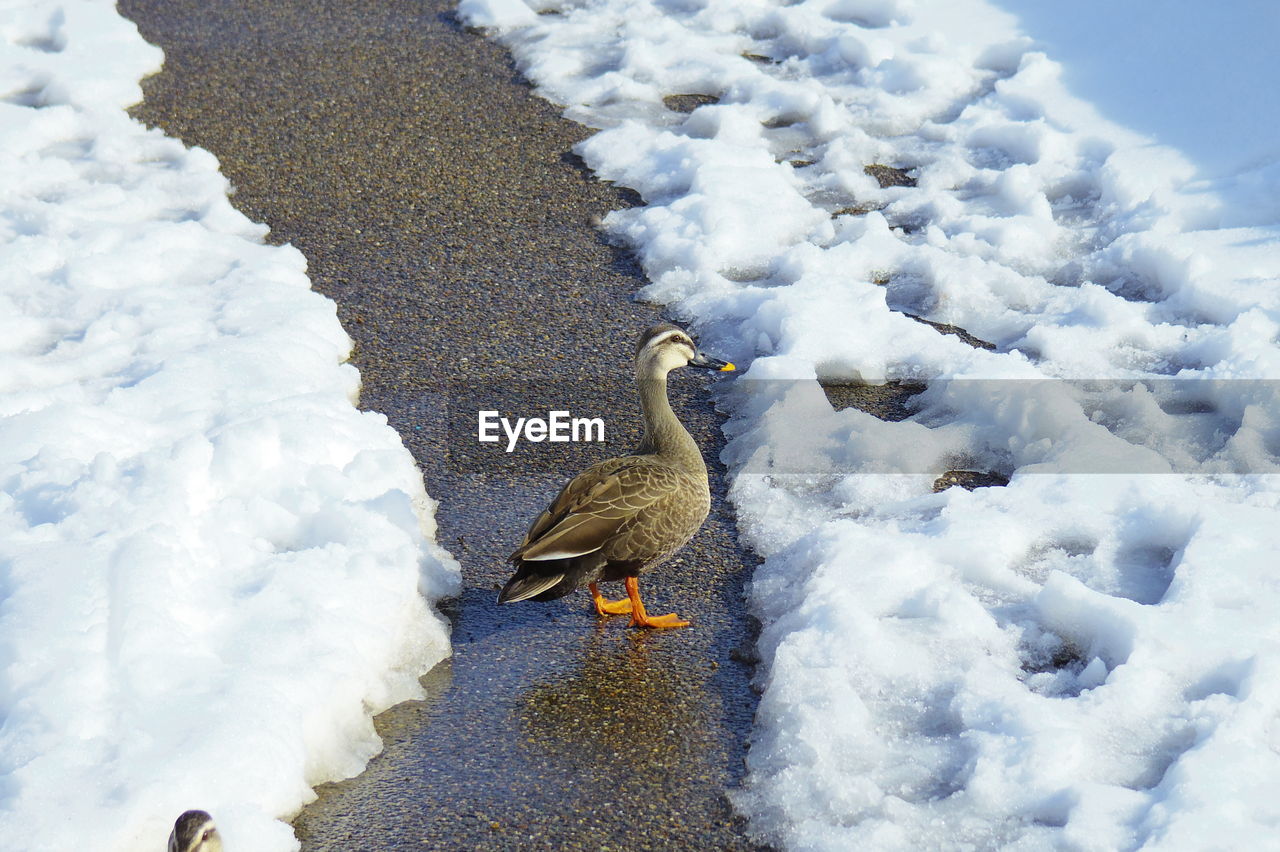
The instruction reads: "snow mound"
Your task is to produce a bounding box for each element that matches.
[465,0,1280,848]
[0,3,459,850]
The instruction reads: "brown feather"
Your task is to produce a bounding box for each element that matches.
[518,512,626,560]
[499,323,722,610]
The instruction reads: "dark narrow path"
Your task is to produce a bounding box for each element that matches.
[118,1,761,848]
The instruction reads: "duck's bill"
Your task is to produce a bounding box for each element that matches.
[689,352,735,371]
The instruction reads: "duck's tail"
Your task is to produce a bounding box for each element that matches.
[497,562,567,604]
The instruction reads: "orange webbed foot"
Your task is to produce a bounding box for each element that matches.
[630,611,690,629]
[623,576,690,630]
[598,598,634,615]
[589,582,633,617]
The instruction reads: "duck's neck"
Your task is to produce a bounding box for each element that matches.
[635,371,705,476]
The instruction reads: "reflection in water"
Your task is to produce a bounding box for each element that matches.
[518,629,725,807]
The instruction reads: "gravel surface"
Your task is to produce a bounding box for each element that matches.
[118,1,763,848]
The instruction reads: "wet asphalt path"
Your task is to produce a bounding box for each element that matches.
[118,1,762,848]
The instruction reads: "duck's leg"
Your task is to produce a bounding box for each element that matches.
[589,582,632,616]
[624,576,689,629]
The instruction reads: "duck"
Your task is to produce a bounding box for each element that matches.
[498,323,734,628]
[168,810,222,852]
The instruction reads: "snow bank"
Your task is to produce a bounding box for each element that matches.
[0,3,458,849]
[463,0,1280,848]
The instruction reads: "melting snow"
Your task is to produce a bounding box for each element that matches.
[0,3,458,850]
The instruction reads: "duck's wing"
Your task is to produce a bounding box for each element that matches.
[600,473,710,566]
[518,459,621,549]
[514,462,684,562]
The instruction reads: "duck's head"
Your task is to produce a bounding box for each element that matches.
[634,323,735,377]
[169,811,223,852]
